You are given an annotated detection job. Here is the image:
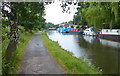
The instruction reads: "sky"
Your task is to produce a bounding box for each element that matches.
[44,1,78,25]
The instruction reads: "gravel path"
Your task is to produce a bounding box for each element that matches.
[19,32,64,74]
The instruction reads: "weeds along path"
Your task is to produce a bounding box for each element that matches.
[19,32,64,74]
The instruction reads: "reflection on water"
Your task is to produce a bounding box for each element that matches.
[47,30,120,74]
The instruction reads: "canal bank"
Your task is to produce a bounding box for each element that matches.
[41,31,101,74]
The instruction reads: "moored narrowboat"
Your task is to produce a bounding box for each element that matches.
[98,29,120,42]
[69,28,83,33]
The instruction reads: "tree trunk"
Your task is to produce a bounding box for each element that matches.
[5,3,19,61]
[6,19,19,61]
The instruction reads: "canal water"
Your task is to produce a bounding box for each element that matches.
[47,30,120,74]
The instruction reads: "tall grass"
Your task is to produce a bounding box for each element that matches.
[41,31,102,74]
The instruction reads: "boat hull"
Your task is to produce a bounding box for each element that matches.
[98,34,120,42]
[69,31,83,33]
[48,28,56,30]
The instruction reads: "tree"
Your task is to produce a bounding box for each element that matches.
[2,2,20,60]
[68,20,73,24]
[18,2,45,31]
[73,2,89,25]
[72,2,120,29]
[2,2,45,60]
[83,2,120,29]
[45,22,55,28]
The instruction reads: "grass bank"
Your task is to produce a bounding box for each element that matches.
[2,31,35,74]
[41,31,102,74]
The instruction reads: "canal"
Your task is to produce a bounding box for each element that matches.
[47,30,120,74]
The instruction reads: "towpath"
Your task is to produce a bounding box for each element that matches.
[19,32,64,74]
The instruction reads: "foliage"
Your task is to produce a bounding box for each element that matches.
[84,2,120,29]
[73,14,81,25]
[71,26,74,28]
[75,25,80,28]
[18,2,46,31]
[73,2,120,29]
[1,19,10,41]
[73,2,89,26]
[2,25,34,74]
[2,2,46,32]
[2,2,46,74]
[41,31,102,74]
[68,21,73,24]
[2,2,46,62]
[45,22,55,28]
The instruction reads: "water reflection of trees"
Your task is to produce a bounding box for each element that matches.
[47,30,55,35]
[78,36,119,74]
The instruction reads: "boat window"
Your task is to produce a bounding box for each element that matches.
[117,30,119,32]
[85,30,89,31]
[106,30,108,32]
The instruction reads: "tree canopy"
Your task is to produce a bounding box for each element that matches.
[72,2,120,29]
[84,2,120,29]
[2,2,46,60]
[2,2,46,31]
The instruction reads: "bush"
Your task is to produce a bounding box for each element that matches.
[75,25,80,28]
[2,23,34,74]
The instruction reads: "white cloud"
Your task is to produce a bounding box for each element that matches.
[44,1,77,24]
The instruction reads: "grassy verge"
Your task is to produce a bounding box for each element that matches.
[2,31,35,74]
[41,31,102,74]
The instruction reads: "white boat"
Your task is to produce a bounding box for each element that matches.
[83,27,96,36]
[48,28,56,30]
[98,29,120,42]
